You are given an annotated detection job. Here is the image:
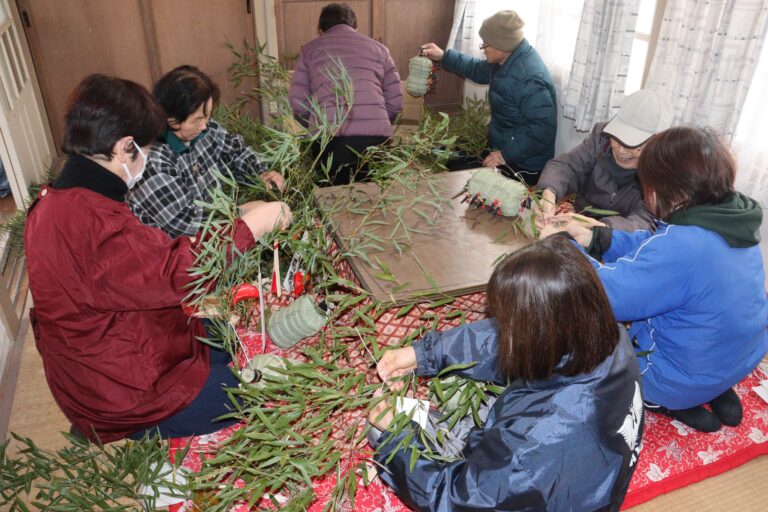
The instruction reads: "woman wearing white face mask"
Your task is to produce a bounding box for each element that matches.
[24,74,273,443]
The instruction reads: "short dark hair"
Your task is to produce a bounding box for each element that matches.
[638,126,735,219]
[62,74,165,159]
[487,236,619,381]
[152,65,220,126]
[318,3,357,31]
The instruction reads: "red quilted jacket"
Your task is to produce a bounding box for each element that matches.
[25,155,255,442]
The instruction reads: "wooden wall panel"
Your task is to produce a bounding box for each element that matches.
[275,0,372,68]
[147,0,259,118]
[378,0,461,108]
[16,0,154,151]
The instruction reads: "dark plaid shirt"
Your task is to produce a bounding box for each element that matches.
[129,120,268,238]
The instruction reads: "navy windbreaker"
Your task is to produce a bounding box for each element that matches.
[374,319,643,511]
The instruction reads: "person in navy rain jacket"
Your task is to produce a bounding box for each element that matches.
[369,236,643,511]
[550,126,768,433]
[420,10,557,185]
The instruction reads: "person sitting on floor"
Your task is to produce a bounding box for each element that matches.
[545,126,768,433]
[130,65,290,238]
[368,235,643,511]
[536,89,673,231]
[289,2,403,185]
[420,10,557,185]
[24,74,291,443]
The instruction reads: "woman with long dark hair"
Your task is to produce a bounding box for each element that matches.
[369,236,642,511]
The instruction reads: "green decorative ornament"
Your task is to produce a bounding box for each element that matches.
[240,354,291,389]
[465,168,528,217]
[406,55,432,97]
[267,294,327,349]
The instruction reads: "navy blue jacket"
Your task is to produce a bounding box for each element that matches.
[441,40,557,172]
[375,319,643,511]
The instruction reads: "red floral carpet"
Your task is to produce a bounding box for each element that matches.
[169,291,768,511]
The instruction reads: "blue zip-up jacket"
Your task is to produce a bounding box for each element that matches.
[375,319,643,511]
[441,40,557,172]
[590,222,768,409]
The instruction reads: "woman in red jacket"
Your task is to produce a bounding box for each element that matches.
[24,74,288,442]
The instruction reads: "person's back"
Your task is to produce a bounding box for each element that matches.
[561,126,768,432]
[290,24,402,137]
[602,217,768,411]
[486,39,557,173]
[452,323,641,511]
[370,237,642,511]
[289,2,402,185]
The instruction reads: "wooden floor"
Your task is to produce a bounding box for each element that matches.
[4,324,767,511]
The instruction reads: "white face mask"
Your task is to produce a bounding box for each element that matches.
[122,141,147,189]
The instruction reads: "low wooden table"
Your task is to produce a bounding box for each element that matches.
[314,169,532,306]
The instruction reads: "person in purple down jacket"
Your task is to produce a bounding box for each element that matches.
[289,2,403,185]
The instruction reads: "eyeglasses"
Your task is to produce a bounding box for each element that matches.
[479,43,490,50]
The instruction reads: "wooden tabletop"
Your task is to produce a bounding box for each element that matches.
[314,169,532,306]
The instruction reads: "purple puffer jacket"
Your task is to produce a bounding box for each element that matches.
[289,24,403,137]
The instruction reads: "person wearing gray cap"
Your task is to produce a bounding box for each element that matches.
[536,89,673,231]
[420,10,557,185]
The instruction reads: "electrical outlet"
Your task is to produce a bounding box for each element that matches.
[269,100,278,113]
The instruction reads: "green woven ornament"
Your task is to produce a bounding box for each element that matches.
[406,55,432,97]
[466,169,527,217]
[240,354,291,389]
[267,294,327,349]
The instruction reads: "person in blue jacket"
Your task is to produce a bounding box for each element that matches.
[369,236,643,511]
[421,10,557,185]
[551,126,768,433]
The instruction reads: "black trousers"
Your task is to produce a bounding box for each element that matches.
[314,135,389,186]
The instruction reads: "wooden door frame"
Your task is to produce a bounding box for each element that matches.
[0,0,55,208]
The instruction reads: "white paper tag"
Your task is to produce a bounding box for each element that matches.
[752,383,768,404]
[138,462,188,508]
[396,397,430,428]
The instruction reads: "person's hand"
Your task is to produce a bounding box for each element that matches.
[420,43,444,61]
[482,150,505,168]
[563,219,595,247]
[260,170,286,192]
[533,188,557,229]
[538,224,562,240]
[368,390,395,431]
[240,201,293,239]
[376,347,417,391]
[569,212,606,228]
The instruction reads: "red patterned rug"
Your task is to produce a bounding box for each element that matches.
[169,292,768,511]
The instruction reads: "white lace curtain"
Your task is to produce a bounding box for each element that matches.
[645,0,768,142]
[561,0,641,131]
[446,0,477,55]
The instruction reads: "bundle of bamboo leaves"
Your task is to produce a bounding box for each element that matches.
[1,42,525,511]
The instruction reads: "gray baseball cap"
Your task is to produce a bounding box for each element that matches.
[603,89,673,148]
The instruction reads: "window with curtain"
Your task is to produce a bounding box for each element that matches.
[625,0,660,92]
[733,42,768,245]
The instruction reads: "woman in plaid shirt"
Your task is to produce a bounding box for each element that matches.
[129,65,290,238]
